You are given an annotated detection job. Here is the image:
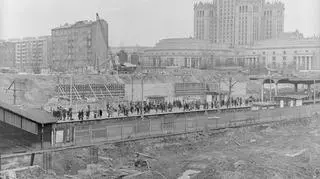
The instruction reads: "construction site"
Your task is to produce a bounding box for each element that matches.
[1,5,320,178]
[0,67,251,110]
[3,48,320,178]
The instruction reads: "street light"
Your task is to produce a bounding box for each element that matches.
[215,73,223,110]
[141,72,148,120]
[268,71,272,102]
[314,79,316,104]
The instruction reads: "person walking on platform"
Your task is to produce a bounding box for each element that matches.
[62,108,67,121]
[78,110,81,120]
[80,110,84,121]
[86,105,90,120]
[68,108,73,120]
[99,109,103,118]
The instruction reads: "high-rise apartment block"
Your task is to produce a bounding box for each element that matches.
[194,0,284,46]
[11,36,51,73]
[51,18,108,72]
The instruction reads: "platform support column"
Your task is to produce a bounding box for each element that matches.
[43,151,52,171]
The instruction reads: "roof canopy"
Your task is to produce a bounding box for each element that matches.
[0,101,58,124]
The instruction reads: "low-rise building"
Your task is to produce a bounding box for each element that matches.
[246,38,320,71]
[142,38,236,69]
[110,46,151,65]
[142,37,320,73]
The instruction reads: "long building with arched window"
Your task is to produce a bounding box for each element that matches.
[141,38,237,69]
[141,37,320,72]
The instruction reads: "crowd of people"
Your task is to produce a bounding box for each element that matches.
[52,96,258,121]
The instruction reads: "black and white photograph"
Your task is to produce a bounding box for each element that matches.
[0,0,320,178]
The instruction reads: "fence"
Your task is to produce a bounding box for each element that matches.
[2,104,320,176]
[53,103,320,147]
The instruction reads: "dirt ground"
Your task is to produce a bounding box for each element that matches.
[11,116,320,179]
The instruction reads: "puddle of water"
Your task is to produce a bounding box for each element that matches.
[178,170,201,179]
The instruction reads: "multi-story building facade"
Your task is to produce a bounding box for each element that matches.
[51,18,108,72]
[142,38,236,69]
[215,0,238,45]
[261,1,284,40]
[194,0,284,46]
[194,2,215,42]
[234,0,264,45]
[244,38,320,71]
[0,41,16,68]
[11,36,51,73]
[142,37,320,72]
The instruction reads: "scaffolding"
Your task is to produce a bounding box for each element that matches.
[55,83,125,102]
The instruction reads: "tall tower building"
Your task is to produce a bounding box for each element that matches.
[234,0,264,46]
[194,2,216,42]
[214,0,237,45]
[261,2,285,40]
[194,0,284,46]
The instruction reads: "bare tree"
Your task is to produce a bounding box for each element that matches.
[201,71,239,108]
[222,72,238,106]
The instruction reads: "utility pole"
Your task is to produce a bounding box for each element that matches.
[6,80,23,105]
[13,81,17,105]
[70,75,72,107]
[131,75,134,102]
[218,77,221,110]
[314,79,316,104]
[141,75,144,120]
[269,71,272,102]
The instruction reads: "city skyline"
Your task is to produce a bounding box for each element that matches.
[0,0,319,46]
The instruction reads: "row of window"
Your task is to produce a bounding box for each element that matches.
[260,50,309,55]
[264,10,273,16]
[197,11,205,17]
[239,5,249,13]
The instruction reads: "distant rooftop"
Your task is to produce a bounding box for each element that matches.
[149,38,231,51]
[52,20,97,30]
[3,36,51,42]
[251,38,320,49]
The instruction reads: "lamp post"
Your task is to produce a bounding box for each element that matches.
[131,75,134,102]
[141,72,147,120]
[269,71,272,102]
[314,79,316,104]
[70,74,72,108]
[141,75,144,120]
[215,73,222,110]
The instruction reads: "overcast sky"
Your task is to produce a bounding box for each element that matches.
[0,0,319,46]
